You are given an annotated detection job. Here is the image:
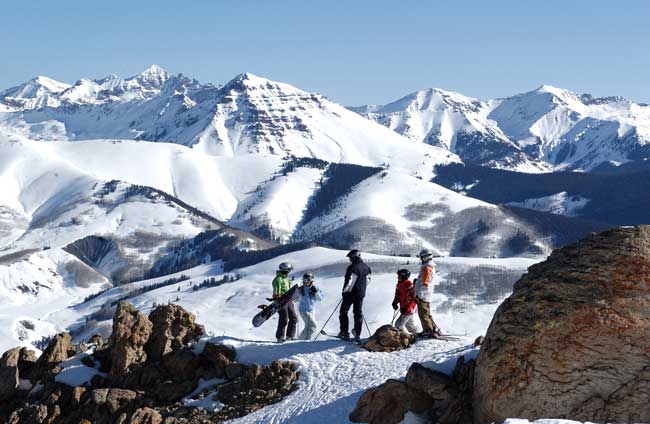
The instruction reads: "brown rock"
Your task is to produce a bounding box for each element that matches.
[0,363,18,401]
[40,334,76,365]
[127,407,163,424]
[109,301,153,378]
[161,349,200,380]
[405,362,456,407]
[363,325,415,352]
[474,226,650,423]
[91,387,138,414]
[225,362,247,380]
[89,333,104,346]
[202,342,236,377]
[349,379,432,424]
[146,304,204,362]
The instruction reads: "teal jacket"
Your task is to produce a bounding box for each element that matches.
[272,272,291,297]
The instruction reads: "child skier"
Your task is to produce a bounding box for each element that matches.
[298,272,323,340]
[392,269,418,335]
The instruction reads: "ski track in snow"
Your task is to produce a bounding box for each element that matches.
[220,336,476,424]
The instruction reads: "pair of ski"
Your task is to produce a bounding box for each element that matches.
[319,330,365,345]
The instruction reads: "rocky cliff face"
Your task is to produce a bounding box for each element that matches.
[474,226,650,423]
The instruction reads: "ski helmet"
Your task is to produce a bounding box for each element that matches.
[278,262,293,272]
[346,249,361,260]
[418,249,434,262]
[397,269,411,280]
[302,272,314,283]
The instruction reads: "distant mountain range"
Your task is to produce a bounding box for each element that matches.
[3,65,649,173]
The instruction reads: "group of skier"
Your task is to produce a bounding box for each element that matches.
[269,248,441,343]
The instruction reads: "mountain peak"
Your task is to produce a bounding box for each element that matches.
[131,65,170,87]
[224,72,307,96]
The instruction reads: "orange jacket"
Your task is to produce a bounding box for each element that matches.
[416,262,434,301]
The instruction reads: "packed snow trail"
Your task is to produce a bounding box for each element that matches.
[217,336,476,424]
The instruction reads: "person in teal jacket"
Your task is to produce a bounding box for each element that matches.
[272,262,297,342]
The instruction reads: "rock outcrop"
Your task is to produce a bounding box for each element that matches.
[146,304,204,361]
[363,325,415,352]
[350,356,475,424]
[109,301,153,378]
[0,301,299,424]
[474,226,650,423]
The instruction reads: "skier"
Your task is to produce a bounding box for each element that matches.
[392,269,418,334]
[338,249,372,342]
[414,249,442,338]
[298,272,323,340]
[272,262,298,343]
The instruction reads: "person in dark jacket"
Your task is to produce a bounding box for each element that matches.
[338,249,372,342]
[272,262,297,343]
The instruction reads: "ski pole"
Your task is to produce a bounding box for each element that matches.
[363,315,372,337]
[390,310,398,326]
[314,298,343,341]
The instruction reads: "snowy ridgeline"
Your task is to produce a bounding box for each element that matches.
[3,65,650,173]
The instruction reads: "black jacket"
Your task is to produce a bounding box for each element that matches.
[343,258,372,297]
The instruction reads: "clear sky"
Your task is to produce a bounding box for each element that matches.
[2,0,649,105]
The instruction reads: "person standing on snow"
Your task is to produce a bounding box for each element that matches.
[392,269,418,334]
[339,249,372,342]
[298,272,323,340]
[414,249,442,337]
[272,262,298,343]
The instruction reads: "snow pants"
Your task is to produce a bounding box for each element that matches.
[339,292,364,337]
[416,297,435,333]
[299,309,318,340]
[395,312,418,334]
[276,301,297,340]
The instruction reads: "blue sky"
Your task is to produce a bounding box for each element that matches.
[2,0,649,105]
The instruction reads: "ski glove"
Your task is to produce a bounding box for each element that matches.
[392,301,399,310]
[309,286,317,296]
[400,306,407,314]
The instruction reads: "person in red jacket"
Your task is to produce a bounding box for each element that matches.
[391,269,418,335]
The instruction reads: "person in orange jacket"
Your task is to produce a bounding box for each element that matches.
[392,269,418,334]
[414,249,442,338]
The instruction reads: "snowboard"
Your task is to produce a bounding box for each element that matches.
[252,284,300,327]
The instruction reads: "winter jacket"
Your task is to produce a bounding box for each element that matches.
[298,285,323,312]
[393,278,417,315]
[272,272,291,297]
[415,261,435,302]
[342,258,372,297]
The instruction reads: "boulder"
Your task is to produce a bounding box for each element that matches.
[405,363,456,408]
[109,302,153,378]
[161,349,200,380]
[474,226,650,423]
[202,342,236,377]
[146,304,204,362]
[0,363,18,401]
[349,379,432,424]
[363,325,415,352]
[91,388,138,414]
[30,333,76,382]
[125,407,163,424]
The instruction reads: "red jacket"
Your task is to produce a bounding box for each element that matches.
[393,279,417,314]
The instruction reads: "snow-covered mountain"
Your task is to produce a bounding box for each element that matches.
[353,85,650,172]
[0,66,458,176]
